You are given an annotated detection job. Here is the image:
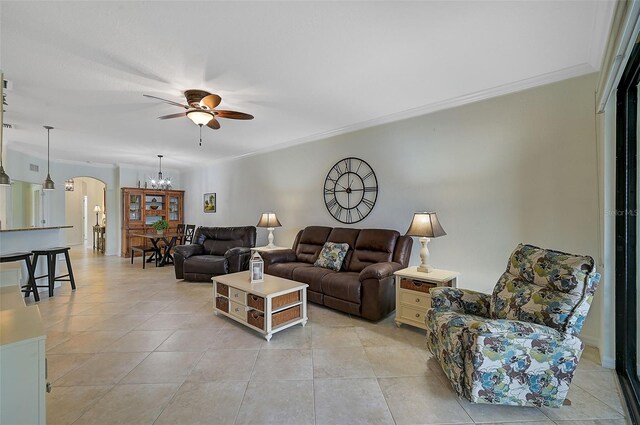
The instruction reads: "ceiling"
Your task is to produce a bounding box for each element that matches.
[1,1,615,170]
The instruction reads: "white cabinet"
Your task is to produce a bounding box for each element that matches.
[0,286,46,425]
[394,267,459,330]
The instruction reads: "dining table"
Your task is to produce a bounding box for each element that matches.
[130,231,182,267]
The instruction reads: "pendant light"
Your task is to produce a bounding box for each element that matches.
[0,131,10,186]
[43,125,55,190]
[148,154,171,190]
[0,71,9,186]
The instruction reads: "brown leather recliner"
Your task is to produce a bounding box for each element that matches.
[173,226,256,282]
[261,226,412,321]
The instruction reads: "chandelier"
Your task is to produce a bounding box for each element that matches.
[148,154,171,190]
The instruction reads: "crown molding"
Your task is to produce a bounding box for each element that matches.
[230,64,598,163]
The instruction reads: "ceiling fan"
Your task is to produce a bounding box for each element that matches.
[143,89,254,145]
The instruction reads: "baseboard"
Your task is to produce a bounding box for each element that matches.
[582,334,600,347]
[602,356,615,369]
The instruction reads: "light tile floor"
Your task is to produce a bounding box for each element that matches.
[30,248,629,424]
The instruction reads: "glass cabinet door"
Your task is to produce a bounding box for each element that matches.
[169,195,181,222]
[128,193,142,222]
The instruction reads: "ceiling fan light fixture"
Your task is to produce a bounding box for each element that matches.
[186,110,213,126]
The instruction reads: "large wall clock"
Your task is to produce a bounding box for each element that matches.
[323,157,378,224]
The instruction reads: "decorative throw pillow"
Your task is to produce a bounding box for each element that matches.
[314,242,350,271]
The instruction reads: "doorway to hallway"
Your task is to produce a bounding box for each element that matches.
[64,177,106,251]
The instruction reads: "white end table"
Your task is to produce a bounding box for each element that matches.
[394,267,459,330]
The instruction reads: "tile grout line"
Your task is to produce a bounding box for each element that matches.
[150,350,207,425]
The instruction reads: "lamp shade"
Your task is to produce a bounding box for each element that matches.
[256,212,282,228]
[405,212,446,238]
[186,110,214,126]
[94,205,102,213]
[43,173,55,191]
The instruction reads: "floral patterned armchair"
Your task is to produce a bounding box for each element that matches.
[425,244,600,407]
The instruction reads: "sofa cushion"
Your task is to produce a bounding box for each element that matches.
[321,272,361,303]
[184,255,227,275]
[314,242,349,271]
[324,295,360,316]
[203,239,245,256]
[347,229,399,272]
[295,226,332,263]
[268,262,313,280]
[292,266,336,293]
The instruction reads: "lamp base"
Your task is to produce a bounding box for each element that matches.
[416,264,434,273]
[267,228,276,249]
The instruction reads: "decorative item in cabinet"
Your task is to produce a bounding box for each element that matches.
[128,193,142,221]
[394,267,459,330]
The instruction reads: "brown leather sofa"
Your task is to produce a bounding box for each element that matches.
[261,226,412,321]
[174,226,256,282]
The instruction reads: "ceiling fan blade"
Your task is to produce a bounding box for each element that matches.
[214,110,254,120]
[207,117,221,130]
[143,94,189,109]
[200,94,222,110]
[158,112,187,120]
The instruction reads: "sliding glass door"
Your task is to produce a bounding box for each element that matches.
[616,40,640,424]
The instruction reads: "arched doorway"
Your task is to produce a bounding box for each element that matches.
[64,176,106,249]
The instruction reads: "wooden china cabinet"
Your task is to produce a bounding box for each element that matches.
[120,188,185,257]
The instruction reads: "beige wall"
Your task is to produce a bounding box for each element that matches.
[182,73,603,346]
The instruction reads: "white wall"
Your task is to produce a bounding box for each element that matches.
[2,150,181,256]
[183,73,603,344]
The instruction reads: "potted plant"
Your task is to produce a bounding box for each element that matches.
[151,219,169,235]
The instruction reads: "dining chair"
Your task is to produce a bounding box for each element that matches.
[184,224,196,244]
[176,223,186,245]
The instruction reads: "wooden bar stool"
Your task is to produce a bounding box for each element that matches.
[0,252,39,302]
[32,247,76,297]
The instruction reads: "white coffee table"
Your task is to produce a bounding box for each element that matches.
[213,271,308,341]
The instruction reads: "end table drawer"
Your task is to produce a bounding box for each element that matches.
[229,301,247,321]
[399,291,431,309]
[229,288,246,305]
[399,304,427,327]
[400,278,436,294]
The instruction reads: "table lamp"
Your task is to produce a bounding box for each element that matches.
[256,212,282,249]
[405,212,446,273]
[94,205,101,226]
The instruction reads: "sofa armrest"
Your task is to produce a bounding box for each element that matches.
[173,244,204,259]
[359,262,403,282]
[260,249,297,265]
[225,247,253,273]
[430,287,491,317]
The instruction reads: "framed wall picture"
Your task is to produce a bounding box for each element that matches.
[204,193,216,213]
